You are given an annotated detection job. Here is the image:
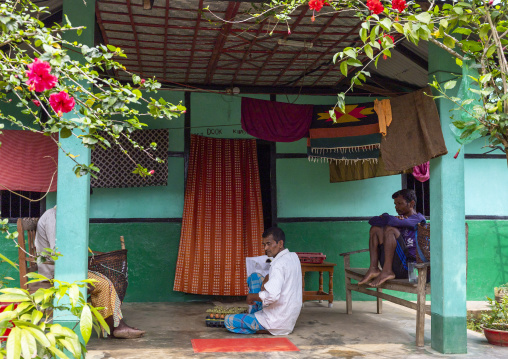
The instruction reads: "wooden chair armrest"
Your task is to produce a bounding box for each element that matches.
[415,262,430,269]
[91,251,105,255]
[339,248,369,257]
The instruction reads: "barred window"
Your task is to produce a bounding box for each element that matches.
[0,191,43,220]
[404,174,430,217]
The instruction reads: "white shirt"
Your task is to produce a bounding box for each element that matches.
[255,248,302,335]
[34,207,56,280]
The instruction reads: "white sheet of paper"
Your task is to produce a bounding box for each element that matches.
[245,255,271,277]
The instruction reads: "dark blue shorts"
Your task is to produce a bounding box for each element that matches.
[379,234,414,279]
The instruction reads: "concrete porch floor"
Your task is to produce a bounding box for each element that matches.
[86,301,507,359]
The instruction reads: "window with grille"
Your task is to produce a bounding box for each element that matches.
[404,174,430,217]
[0,191,44,220]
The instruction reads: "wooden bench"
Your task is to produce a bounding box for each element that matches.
[340,248,430,347]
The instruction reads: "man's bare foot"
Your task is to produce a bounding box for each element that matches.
[112,327,146,339]
[358,268,381,285]
[369,272,395,287]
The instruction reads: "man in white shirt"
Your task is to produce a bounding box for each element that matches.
[225,227,302,335]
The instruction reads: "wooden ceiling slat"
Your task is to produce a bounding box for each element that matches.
[205,2,241,84]
[162,0,170,81]
[126,0,143,78]
[305,22,363,87]
[184,0,203,83]
[272,12,339,86]
[252,7,309,86]
[231,18,267,84]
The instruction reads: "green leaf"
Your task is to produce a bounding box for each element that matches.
[0,294,30,302]
[20,329,36,359]
[486,45,497,58]
[452,121,466,129]
[456,58,463,67]
[340,61,348,77]
[439,19,449,29]
[359,28,368,43]
[415,12,431,24]
[48,346,69,359]
[24,327,50,347]
[60,127,72,139]
[393,23,404,34]
[0,310,16,324]
[479,73,492,85]
[69,284,80,307]
[31,310,43,325]
[364,43,373,59]
[6,327,21,359]
[443,36,455,49]
[132,89,142,98]
[453,6,463,15]
[379,18,392,32]
[344,48,356,58]
[443,80,457,90]
[453,27,472,36]
[90,305,110,334]
[0,253,18,270]
[80,304,92,344]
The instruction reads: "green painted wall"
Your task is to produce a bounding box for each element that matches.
[2,91,508,303]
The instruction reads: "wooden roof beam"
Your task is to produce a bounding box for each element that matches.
[205,2,241,84]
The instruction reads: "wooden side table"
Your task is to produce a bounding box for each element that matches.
[301,261,336,308]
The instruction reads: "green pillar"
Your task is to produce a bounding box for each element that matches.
[428,43,467,353]
[54,0,95,328]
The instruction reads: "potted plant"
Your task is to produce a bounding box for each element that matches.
[481,295,508,346]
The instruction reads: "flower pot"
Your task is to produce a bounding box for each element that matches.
[483,326,508,346]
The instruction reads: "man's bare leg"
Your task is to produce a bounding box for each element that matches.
[370,226,399,286]
[358,226,383,285]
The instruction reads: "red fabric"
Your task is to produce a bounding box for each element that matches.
[413,161,430,182]
[241,97,313,142]
[0,131,58,192]
[174,135,264,296]
[191,338,299,353]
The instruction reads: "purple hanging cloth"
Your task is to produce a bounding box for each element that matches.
[413,161,430,182]
[241,97,313,142]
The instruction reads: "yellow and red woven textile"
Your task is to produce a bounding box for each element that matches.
[174,135,264,296]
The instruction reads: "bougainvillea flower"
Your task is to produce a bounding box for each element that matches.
[367,0,384,15]
[32,99,41,107]
[392,0,407,13]
[26,58,58,92]
[49,91,75,116]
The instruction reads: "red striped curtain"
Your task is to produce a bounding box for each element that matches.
[0,131,58,192]
[174,135,264,296]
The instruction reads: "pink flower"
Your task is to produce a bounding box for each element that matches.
[148,170,155,175]
[140,79,146,85]
[49,91,75,116]
[454,149,460,159]
[26,58,58,92]
[367,0,384,15]
[32,99,41,107]
[392,0,406,13]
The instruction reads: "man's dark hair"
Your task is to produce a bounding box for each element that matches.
[392,189,417,205]
[262,226,285,246]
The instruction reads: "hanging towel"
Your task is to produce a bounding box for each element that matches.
[413,161,430,182]
[381,87,448,171]
[308,103,381,163]
[329,154,411,183]
[374,99,393,136]
[241,97,313,142]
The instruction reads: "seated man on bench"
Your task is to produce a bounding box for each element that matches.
[35,206,145,339]
[359,189,426,287]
